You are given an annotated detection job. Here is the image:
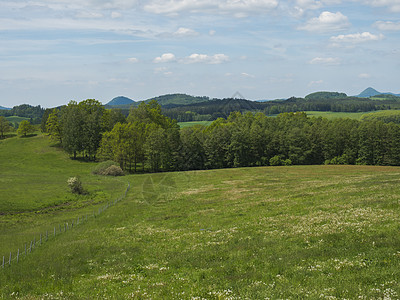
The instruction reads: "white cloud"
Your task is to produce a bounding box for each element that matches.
[308,80,323,86]
[209,29,216,36]
[298,11,350,33]
[75,11,103,19]
[309,57,341,65]
[182,53,229,64]
[241,72,255,78]
[359,73,371,79]
[154,67,173,76]
[374,21,400,31]
[143,0,278,17]
[111,12,122,18]
[157,27,199,38]
[359,0,400,13]
[127,57,138,63]
[153,53,176,63]
[330,32,384,43]
[295,0,323,11]
[173,27,199,37]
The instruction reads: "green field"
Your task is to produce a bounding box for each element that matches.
[5,116,30,124]
[264,110,391,120]
[1,136,400,299]
[178,120,213,128]
[0,134,128,257]
[304,111,369,119]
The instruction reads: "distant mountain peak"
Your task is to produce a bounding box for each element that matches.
[357,87,400,98]
[358,87,380,98]
[106,96,135,106]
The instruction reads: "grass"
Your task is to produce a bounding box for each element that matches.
[304,111,369,119]
[264,110,392,120]
[0,133,128,257]
[178,120,213,128]
[5,116,30,124]
[1,160,400,298]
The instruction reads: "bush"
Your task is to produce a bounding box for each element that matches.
[269,155,283,166]
[92,161,118,174]
[67,177,85,194]
[102,165,124,176]
[92,161,124,176]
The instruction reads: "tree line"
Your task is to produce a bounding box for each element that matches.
[0,104,44,124]
[45,99,400,172]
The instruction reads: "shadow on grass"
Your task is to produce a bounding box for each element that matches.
[19,133,38,138]
[0,133,17,139]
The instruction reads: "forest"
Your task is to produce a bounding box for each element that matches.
[160,93,400,122]
[42,99,400,173]
[0,104,44,124]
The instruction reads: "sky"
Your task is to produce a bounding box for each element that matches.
[1,0,400,108]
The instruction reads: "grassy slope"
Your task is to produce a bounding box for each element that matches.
[5,116,30,124]
[305,111,369,119]
[0,134,127,256]
[263,110,389,120]
[178,121,213,128]
[1,164,400,298]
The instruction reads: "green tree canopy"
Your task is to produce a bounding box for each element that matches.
[0,116,12,139]
[17,120,35,137]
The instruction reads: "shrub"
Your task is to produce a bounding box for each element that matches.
[92,160,119,175]
[67,177,85,194]
[269,155,283,166]
[92,161,124,176]
[102,165,124,176]
[283,159,292,166]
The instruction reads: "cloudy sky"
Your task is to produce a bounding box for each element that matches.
[1,0,400,108]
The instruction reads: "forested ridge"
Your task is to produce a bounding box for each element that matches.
[43,99,400,173]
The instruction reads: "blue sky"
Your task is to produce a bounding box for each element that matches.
[1,0,399,108]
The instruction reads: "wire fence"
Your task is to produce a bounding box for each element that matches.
[1,183,130,270]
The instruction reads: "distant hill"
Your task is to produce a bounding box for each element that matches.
[305,91,347,100]
[0,105,11,110]
[106,94,211,109]
[357,87,381,98]
[163,98,266,121]
[143,94,210,107]
[106,96,135,106]
[357,87,400,98]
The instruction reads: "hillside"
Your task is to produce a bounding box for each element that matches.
[357,87,400,98]
[0,134,127,254]
[105,94,211,110]
[0,105,11,110]
[106,96,135,106]
[305,91,347,100]
[1,161,400,298]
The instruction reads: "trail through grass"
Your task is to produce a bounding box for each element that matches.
[0,134,127,257]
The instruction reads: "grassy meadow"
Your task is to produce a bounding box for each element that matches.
[1,135,400,299]
[0,134,128,257]
[5,116,30,125]
[178,121,213,128]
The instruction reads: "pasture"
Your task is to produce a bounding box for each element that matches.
[5,116,30,125]
[1,135,400,299]
[178,120,213,128]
